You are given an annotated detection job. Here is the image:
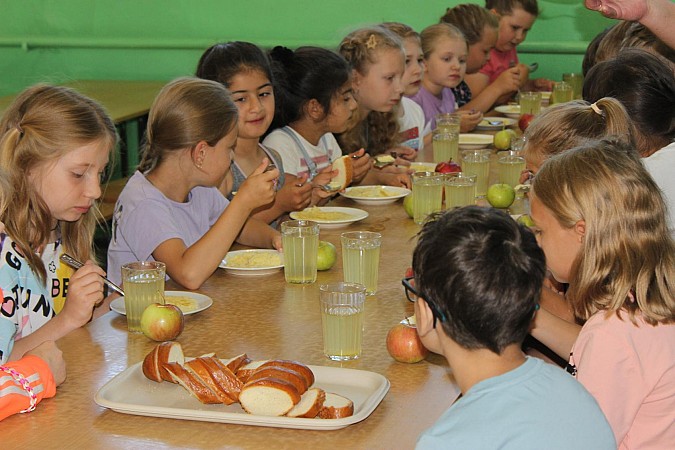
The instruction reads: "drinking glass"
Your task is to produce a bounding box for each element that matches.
[432,131,459,164]
[341,231,382,295]
[461,150,491,197]
[444,172,477,209]
[435,113,461,134]
[551,81,573,104]
[519,92,542,115]
[320,282,366,361]
[411,172,444,225]
[562,73,583,100]
[281,220,319,284]
[497,151,526,187]
[121,261,166,332]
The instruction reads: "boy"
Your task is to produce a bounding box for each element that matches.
[409,207,615,449]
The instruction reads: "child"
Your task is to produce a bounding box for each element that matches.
[380,22,428,152]
[592,20,674,69]
[263,46,368,197]
[465,0,553,106]
[441,4,519,115]
[0,84,115,361]
[410,206,615,449]
[410,23,472,131]
[195,41,315,222]
[530,139,675,448]
[338,26,413,188]
[583,48,675,236]
[107,78,281,290]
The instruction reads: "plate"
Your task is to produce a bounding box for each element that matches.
[290,207,368,229]
[110,291,213,316]
[219,249,284,276]
[340,186,411,206]
[458,134,493,150]
[475,117,517,131]
[95,362,390,430]
[494,105,521,119]
[409,162,437,173]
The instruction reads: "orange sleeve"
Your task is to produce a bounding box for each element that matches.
[0,355,56,421]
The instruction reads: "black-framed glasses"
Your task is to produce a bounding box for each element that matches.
[401,276,446,326]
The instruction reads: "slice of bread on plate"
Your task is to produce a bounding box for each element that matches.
[239,377,302,416]
[286,387,326,418]
[318,392,354,419]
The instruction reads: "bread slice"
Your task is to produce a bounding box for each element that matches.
[142,345,162,383]
[164,362,222,404]
[239,377,301,416]
[329,155,353,191]
[199,357,243,403]
[184,358,236,405]
[258,360,315,388]
[318,392,354,419]
[236,359,269,383]
[157,342,185,383]
[247,366,308,395]
[222,353,250,373]
[286,388,326,418]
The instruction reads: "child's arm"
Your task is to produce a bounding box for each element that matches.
[461,67,521,112]
[152,160,278,289]
[251,173,313,223]
[529,287,582,360]
[348,149,372,184]
[359,166,412,189]
[464,72,491,98]
[237,217,282,251]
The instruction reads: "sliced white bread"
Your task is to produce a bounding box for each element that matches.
[184,358,236,405]
[239,377,301,416]
[199,356,243,403]
[247,366,308,395]
[329,155,353,191]
[222,353,250,373]
[318,392,354,419]
[164,362,222,404]
[236,359,269,382]
[142,345,162,383]
[157,341,185,383]
[286,387,326,418]
[258,360,315,388]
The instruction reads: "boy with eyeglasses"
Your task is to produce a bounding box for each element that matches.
[409,206,614,449]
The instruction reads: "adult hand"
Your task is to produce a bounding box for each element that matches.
[584,0,648,20]
[25,341,66,386]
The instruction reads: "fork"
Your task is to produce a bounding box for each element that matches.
[60,253,125,296]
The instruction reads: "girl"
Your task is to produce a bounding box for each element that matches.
[195,41,315,222]
[529,138,675,449]
[411,23,482,132]
[107,78,281,290]
[338,26,413,188]
[0,84,116,361]
[441,4,519,115]
[263,46,368,199]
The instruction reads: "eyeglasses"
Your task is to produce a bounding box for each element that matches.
[401,276,446,326]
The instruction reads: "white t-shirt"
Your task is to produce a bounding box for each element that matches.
[262,127,342,179]
[398,97,426,152]
[643,141,675,237]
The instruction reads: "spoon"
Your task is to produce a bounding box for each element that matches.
[60,253,125,296]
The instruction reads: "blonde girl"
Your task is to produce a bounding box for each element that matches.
[338,26,413,188]
[196,41,314,223]
[529,138,675,448]
[412,23,482,133]
[107,78,280,290]
[0,85,116,360]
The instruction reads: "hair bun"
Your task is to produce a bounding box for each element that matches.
[270,46,294,67]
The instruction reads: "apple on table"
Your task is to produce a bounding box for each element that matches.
[141,303,184,341]
[386,316,429,363]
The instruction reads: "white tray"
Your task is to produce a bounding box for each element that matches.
[95,362,389,430]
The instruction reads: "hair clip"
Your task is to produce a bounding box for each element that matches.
[366,34,378,49]
[590,102,603,116]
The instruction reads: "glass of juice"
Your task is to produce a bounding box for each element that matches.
[551,81,573,104]
[320,282,366,361]
[121,261,166,333]
[562,73,583,100]
[519,92,542,115]
[281,220,319,284]
[411,172,444,225]
[461,150,491,197]
[435,113,461,134]
[497,151,526,187]
[432,131,459,164]
[340,231,382,295]
[445,172,477,209]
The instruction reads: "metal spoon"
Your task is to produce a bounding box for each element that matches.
[60,253,125,296]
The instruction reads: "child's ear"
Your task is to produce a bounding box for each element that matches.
[574,219,586,243]
[305,99,325,120]
[351,69,362,90]
[414,298,435,338]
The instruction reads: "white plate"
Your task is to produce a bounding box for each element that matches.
[219,249,284,276]
[290,207,368,229]
[494,105,521,119]
[340,186,411,206]
[458,134,493,150]
[475,117,517,131]
[110,291,213,316]
[95,362,390,430]
[409,162,437,173]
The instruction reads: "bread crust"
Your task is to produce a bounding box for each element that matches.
[286,387,326,418]
[247,366,308,395]
[258,360,315,388]
[142,345,162,383]
[164,362,222,404]
[318,392,354,419]
[239,377,301,416]
[331,155,353,190]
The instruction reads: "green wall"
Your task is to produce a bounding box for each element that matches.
[0,0,616,96]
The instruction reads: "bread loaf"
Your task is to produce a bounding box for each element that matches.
[142,345,162,382]
[164,362,222,404]
[318,392,354,419]
[258,360,315,388]
[142,341,185,383]
[223,353,250,373]
[247,366,308,396]
[236,359,269,382]
[329,155,353,191]
[184,358,238,405]
[239,377,301,416]
[286,388,326,418]
[198,357,242,403]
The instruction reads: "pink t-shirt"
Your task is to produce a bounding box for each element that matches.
[568,311,675,449]
[479,48,518,83]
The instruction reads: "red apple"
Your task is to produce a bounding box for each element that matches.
[434,160,461,174]
[386,319,429,363]
[518,113,535,132]
[140,303,184,341]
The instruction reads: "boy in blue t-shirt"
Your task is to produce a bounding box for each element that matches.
[407,206,615,449]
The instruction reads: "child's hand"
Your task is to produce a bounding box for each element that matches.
[533,78,554,91]
[387,146,416,163]
[271,232,283,252]
[276,174,313,212]
[25,340,66,386]
[493,67,522,95]
[377,167,412,189]
[61,261,105,328]
[349,148,372,183]
[457,109,483,132]
[236,158,279,210]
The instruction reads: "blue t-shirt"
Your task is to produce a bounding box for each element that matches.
[416,357,615,449]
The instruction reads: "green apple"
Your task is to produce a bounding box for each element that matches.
[493,130,513,150]
[403,193,414,218]
[517,214,535,227]
[486,183,516,209]
[317,240,337,271]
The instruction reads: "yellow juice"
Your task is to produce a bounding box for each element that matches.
[498,156,526,187]
[342,244,380,295]
[436,122,460,135]
[445,181,476,209]
[321,305,364,360]
[461,153,490,197]
[519,93,542,115]
[282,233,318,284]
[123,277,165,332]
[412,177,444,225]
[432,134,459,163]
